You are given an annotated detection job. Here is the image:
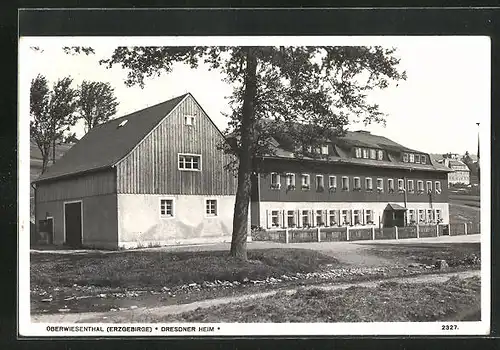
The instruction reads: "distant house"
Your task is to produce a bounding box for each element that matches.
[32,93,238,249]
[244,129,452,230]
[432,154,471,186]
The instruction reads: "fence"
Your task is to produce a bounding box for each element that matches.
[252,221,479,243]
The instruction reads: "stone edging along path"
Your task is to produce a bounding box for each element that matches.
[32,270,481,324]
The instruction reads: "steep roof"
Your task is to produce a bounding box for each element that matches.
[35,93,189,182]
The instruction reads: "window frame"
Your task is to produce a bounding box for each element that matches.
[178,153,202,171]
[285,173,296,189]
[435,181,442,193]
[417,180,424,192]
[287,210,296,227]
[301,174,311,190]
[376,178,384,192]
[184,114,196,126]
[342,176,349,191]
[388,178,395,192]
[159,198,175,219]
[328,175,337,189]
[369,149,376,159]
[316,175,325,191]
[301,210,310,227]
[320,145,329,155]
[409,153,415,163]
[365,177,373,191]
[377,149,384,160]
[398,179,405,191]
[355,147,362,158]
[415,154,421,164]
[271,210,280,227]
[328,209,337,226]
[426,180,433,193]
[407,179,414,193]
[353,177,361,190]
[270,172,281,189]
[205,199,218,217]
[421,155,427,164]
[403,153,409,162]
[362,148,369,159]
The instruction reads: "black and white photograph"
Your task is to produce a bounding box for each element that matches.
[18,35,490,336]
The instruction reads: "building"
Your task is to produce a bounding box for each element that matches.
[443,158,471,186]
[33,93,238,249]
[249,129,451,230]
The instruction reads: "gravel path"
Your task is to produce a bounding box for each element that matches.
[31,269,481,323]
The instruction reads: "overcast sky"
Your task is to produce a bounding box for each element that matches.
[21,36,490,155]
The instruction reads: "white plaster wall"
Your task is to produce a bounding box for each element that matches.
[258,201,450,228]
[117,194,236,248]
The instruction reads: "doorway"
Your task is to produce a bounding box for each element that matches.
[64,201,82,248]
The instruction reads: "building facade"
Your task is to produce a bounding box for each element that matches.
[250,130,451,230]
[444,158,471,186]
[34,93,239,249]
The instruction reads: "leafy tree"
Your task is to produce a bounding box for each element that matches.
[100,46,406,260]
[30,75,78,173]
[77,80,119,132]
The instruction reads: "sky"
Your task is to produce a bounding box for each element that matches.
[20,36,490,155]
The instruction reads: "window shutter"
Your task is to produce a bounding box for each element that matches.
[350,210,353,224]
[323,210,328,226]
[310,209,314,226]
[266,210,271,229]
[297,209,302,227]
[282,210,288,228]
[278,210,283,228]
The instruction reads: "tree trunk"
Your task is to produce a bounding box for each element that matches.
[229,47,258,261]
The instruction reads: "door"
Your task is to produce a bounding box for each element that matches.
[65,202,82,247]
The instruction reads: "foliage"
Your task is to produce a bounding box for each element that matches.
[76,80,119,132]
[30,75,78,173]
[99,46,406,259]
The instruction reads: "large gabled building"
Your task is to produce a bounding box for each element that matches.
[33,93,238,249]
[250,129,452,230]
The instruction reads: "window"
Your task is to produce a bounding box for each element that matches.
[316,175,325,191]
[426,181,432,193]
[409,154,415,162]
[415,154,420,164]
[160,199,174,218]
[427,209,434,222]
[341,210,350,225]
[407,179,414,193]
[270,173,281,189]
[206,199,218,216]
[362,148,369,159]
[271,210,280,227]
[353,177,361,190]
[365,177,373,191]
[342,176,349,191]
[353,210,361,225]
[377,178,384,192]
[421,155,427,164]
[178,154,201,170]
[287,210,296,227]
[417,180,424,192]
[370,149,376,159]
[377,150,384,160]
[365,210,373,224]
[355,147,362,158]
[316,210,324,226]
[329,175,337,190]
[398,179,405,191]
[302,210,310,227]
[285,173,296,189]
[388,178,395,192]
[436,209,442,221]
[418,209,425,223]
[435,181,442,194]
[321,145,329,155]
[403,153,409,162]
[301,174,310,189]
[408,209,415,223]
[184,114,195,126]
[328,210,337,226]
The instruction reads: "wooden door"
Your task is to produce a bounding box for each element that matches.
[65,202,82,247]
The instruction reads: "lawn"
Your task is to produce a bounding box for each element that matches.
[31,248,340,290]
[151,276,481,323]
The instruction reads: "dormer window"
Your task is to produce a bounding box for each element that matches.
[403,153,409,162]
[421,155,427,164]
[184,115,195,126]
[377,150,383,160]
[409,154,415,162]
[415,154,421,164]
[369,149,376,159]
[355,148,362,158]
[320,145,329,155]
[362,149,369,159]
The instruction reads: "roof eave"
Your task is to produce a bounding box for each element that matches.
[32,165,114,184]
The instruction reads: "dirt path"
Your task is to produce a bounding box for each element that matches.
[31,270,480,323]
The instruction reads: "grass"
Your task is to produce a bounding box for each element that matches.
[30,248,340,289]
[151,276,481,323]
[365,243,480,268]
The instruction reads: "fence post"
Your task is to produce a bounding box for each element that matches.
[436,224,439,237]
[416,224,420,239]
[346,226,350,241]
[317,226,321,242]
[395,226,398,240]
[371,227,375,240]
[285,228,289,244]
[464,222,468,235]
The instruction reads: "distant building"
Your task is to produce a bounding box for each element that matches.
[434,157,471,186]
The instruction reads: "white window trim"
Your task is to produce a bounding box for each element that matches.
[285,173,296,187]
[316,175,324,190]
[426,181,433,193]
[409,153,415,162]
[365,177,373,190]
[377,150,383,160]
[184,114,196,126]
[301,174,311,189]
[342,176,349,191]
[398,179,405,191]
[417,180,424,192]
[270,172,281,189]
[178,153,202,171]
[421,155,427,164]
[329,175,337,189]
[159,197,175,219]
[435,181,442,193]
[369,149,376,159]
[407,179,414,192]
[376,178,384,192]
[321,145,329,155]
[388,178,395,191]
[205,198,218,218]
[353,177,361,190]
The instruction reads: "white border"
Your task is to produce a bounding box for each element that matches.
[18,35,491,337]
[63,200,83,246]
